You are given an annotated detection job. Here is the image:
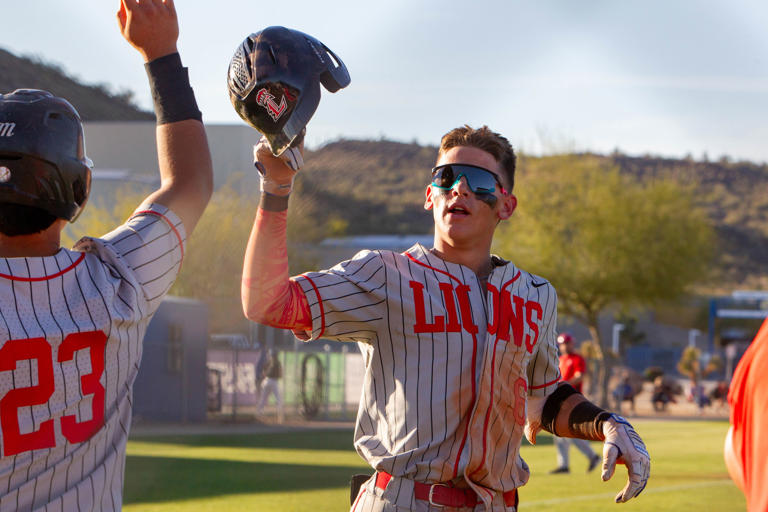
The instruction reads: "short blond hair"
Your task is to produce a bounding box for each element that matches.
[438,125,516,191]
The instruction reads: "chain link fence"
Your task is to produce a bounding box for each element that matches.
[206,327,363,422]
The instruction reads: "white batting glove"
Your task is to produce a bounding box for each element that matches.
[253,136,304,194]
[601,414,650,503]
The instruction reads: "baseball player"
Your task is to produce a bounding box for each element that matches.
[257,349,284,420]
[242,125,650,511]
[725,317,768,511]
[549,333,600,474]
[0,1,212,510]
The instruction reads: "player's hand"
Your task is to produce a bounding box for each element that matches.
[253,135,304,195]
[117,0,179,62]
[601,414,650,503]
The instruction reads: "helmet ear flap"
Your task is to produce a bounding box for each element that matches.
[318,45,350,93]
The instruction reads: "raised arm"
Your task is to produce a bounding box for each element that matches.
[117,0,212,233]
[241,140,312,331]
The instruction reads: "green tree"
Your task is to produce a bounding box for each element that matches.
[495,154,715,405]
[63,177,337,332]
[177,179,337,330]
[677,346,723,381]
[62,185,147,246]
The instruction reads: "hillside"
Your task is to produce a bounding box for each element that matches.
[0,48,152,121]
[1,46,765,289]
[300,140,437,234]
[300,141,768,289]
[610,154,768,287]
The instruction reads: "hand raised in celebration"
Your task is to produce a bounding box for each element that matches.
[117,0,179,62]
[253,134,305,195]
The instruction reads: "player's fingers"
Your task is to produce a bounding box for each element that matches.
[253,139,297,177]
[616,457,649,503]
[281,146,303,171]
[253,137,271,163]
[121,0,139,13]
[615,476,638,503]
[163,0,177,16]
[117,0,128,29]
[523,423,538,445]
[629,457,650,499]
[601,442,619,482]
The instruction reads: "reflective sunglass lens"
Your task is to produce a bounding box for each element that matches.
[431,165,502,195]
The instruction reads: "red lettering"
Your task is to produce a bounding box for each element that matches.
[410,281,445,333]
[439,282,461,333]
[525,301,543,353]
[58,331,107,443]
[409,281,484,336]
[497,290,524,346]
[0,331,107,457]
[0,338,56,456]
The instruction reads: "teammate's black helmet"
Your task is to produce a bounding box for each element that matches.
[227,26,350,155]
[0,89,92,221]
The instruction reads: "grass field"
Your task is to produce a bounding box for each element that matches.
[124,419,745,511]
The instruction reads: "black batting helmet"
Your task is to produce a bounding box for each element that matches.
[227,26,350,156]
[0,89,92,221]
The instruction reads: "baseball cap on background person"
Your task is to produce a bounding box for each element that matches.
[0,89,93,223]
[557,333,575,345]
[227,26,350,156]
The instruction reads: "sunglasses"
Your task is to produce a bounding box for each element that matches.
[430,164,507,196]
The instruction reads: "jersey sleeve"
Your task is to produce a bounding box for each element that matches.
[75,203,186,314]
[526,284,561,397]
[294,250,387,343]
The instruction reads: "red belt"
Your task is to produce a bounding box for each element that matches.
[376,472,518,508]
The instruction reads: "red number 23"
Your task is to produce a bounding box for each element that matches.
[0,331,107,456]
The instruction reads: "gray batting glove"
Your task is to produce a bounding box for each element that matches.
[252,136,304,194]
[601,414,650,503]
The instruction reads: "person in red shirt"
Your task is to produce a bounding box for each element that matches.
[725,318,768,511]
[550,333,601,474]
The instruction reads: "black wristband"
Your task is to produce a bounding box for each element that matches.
[541,383,579,435]
[145,53,202,125]
[259,191,290,211]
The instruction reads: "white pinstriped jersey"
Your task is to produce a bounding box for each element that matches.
[0,204,185,512]
[296,244,560,508]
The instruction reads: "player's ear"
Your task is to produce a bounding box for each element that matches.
[497,193,517,220]
[424,185,435,211]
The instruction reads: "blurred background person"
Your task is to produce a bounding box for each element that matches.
[257,349,284,423]
[550,333,601,474]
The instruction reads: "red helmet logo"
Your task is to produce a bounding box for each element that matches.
[255,88,287,121]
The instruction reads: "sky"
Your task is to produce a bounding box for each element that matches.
[3,0,768,162]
